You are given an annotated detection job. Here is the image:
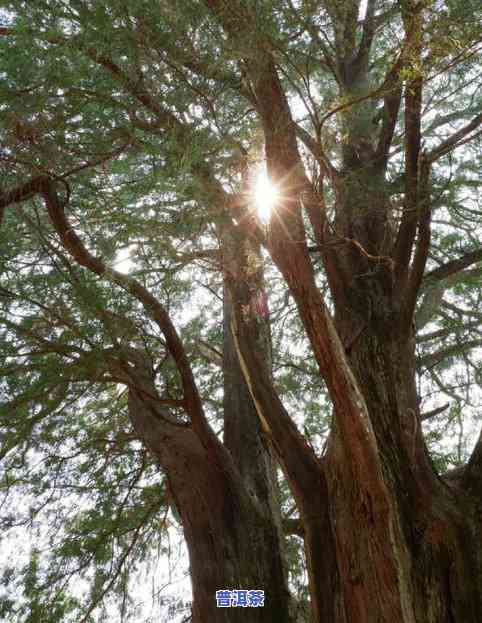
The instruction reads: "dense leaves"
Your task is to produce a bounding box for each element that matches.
[1,1,481,621]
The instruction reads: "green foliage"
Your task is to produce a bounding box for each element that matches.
[1,0,481,620]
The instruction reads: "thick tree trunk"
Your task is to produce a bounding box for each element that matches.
[318,143,482,616]
[337,315,482,623]
[123,328,293,623]
[40,182,294,621]
[307,214,482,621]
[222,219,343,623]
[224,188,482,621]
[223,280,278,517]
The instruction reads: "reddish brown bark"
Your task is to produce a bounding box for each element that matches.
[203,3,482,616]
[4,5,482,621]
[128,383,293,623]
[37,183,295,622]
[222,221,340,623]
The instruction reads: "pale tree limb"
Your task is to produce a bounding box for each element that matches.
[417,339,482,369]
[424,249,482,283]
[426,113,482,163]
[416,283,446,329]
[197,340,223,366]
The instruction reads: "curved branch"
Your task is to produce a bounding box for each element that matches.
[424,249,482,284]
[417,339,482,369]
[426,112,482,163]
[416,257,482,330]
[0,176,49,225]
[41,182,211,442]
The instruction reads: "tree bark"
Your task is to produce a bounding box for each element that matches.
[38,182,294,622]
[123,317,293,623]
[4,5,482,620]
[35,333,296,622]
[223,168,482,622]
[129,407,288,620]
[222,217,342,623]
[337,313,482,623]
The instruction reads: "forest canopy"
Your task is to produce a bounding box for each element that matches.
[0,1,481,622]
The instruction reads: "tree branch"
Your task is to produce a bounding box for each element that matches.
[426,112,482,163]
[2,23,231,210]
[374,76,402,169]
[0,176,49,225]
[204,0,308,186]
[393,23,423,288]
[415,282,445,329]
[285,0,340,82]
[417,320,481,344]
[353,0,377,73]
[424,249,482,283]
[41,182,211,442]
[416,258,482,330]
[441,300,482,321]
[293,122,339,182]
[420,403,449,421]
[197,340,223,366]
[402,157,432,329]
[417,339,482,369]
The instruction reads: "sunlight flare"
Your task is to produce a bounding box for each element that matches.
[254,169,279,222]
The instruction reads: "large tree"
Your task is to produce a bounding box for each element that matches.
[1,1,482,622]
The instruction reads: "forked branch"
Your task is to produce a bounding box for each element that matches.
[40,181,210,440]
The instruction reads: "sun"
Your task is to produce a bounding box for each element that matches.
[114,245,136,274]
[254,169,279,222]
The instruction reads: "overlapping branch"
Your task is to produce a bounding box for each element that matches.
[38,181,210,441]
[426,112,482,163]
[417,339,482,370]
[424,249,482,283]
[0,176,49,225]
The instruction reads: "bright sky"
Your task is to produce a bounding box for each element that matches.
[254,168,279,222]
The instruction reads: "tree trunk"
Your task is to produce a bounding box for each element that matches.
[123,323,293,622]
[38,181,295,622]
[222,217,343,623]
[335,308,482,623]
[224,178,482,621]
